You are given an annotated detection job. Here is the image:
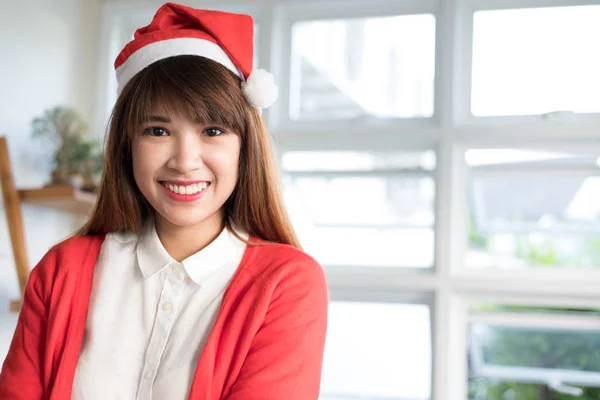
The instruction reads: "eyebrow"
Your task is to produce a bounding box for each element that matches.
[144,115,171,123]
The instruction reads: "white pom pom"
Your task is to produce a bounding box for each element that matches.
[242,68,279,109]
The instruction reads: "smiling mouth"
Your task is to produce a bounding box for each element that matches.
[160,181,210,195]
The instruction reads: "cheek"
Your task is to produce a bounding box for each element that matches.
[132,141,163,184]
[218,141,240,184]
[131,143,147,181]
[208,138,240,180]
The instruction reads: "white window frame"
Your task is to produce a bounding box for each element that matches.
[457,142,600,280]
[268,0,438,136]
[324,289,435,400]
[460,0,600,125]
[468,306,600,396]
[96,1,600,399]
[470,164,600,235]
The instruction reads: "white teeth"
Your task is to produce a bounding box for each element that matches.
[163,182,208,195]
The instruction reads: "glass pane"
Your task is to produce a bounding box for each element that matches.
[469,381,600,400]
[468,307,600,399]
[477,326,600,371]
[471,6,600,117]
[291,15,435,121]
[321,302,432,400]
[283,151,435,268]
[466,149,600,269]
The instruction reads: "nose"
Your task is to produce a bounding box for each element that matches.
[166,132,203,173]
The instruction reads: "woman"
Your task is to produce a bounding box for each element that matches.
[0,3,328,399]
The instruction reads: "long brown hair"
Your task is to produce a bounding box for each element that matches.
[78,55,300,249]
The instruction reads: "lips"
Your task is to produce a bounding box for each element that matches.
[159,180,211,202]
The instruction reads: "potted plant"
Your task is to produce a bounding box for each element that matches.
[30,106,103,191]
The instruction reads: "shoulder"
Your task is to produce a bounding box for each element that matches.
[50,234,106,263]
[242,241,328,301]
[46,230,137,266]
[30,234,106,284]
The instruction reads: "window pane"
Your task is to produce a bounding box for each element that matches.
[291,15,435,121]
[283,151,435,268]
[471,6,600,117]
[321,302,432,400]
[466,149,600,269]
[468,306,600,399]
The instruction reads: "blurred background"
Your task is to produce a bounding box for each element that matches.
[1,0,600,399]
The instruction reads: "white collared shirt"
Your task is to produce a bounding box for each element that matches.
[72,222,247,400]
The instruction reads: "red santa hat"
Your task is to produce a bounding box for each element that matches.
[114,2,278,109]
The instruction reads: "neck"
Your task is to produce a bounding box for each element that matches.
[154,212,225,262]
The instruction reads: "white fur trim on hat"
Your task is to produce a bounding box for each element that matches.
[242,69,279,109]
[115,37,243,94]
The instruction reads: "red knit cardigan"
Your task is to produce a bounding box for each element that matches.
[0,234,328,399]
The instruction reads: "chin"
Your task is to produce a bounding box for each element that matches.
[156,207,222,230]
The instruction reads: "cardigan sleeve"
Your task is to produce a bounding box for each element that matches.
[225,256,329,400]
[0,251,52,399]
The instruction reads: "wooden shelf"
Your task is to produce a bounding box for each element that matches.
[9,300,22,313]
[18,185,96,215]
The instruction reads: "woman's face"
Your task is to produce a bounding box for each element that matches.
[132,110,241,233]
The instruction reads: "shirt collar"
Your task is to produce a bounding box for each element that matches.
[136,220,248,286]
[136,221,173,279]
[182,226,247,286]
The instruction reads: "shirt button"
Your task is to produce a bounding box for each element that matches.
[162,302,173,312]
[145,370,153,380]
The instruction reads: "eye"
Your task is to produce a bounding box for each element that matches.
[204,127,225,137]
[143,126,168,137]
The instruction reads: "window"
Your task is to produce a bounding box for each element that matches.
[321,301,432,400]
[465,148,600,269]
[471,5,600,117]
[283,151,436,267]
[290,14,435,121]
[468,305,600,399]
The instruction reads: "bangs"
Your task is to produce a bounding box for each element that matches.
[123,55,249,136]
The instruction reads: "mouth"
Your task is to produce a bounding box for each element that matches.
[159,181,210,195]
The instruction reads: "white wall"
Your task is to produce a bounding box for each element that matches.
[0,0,101,309]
